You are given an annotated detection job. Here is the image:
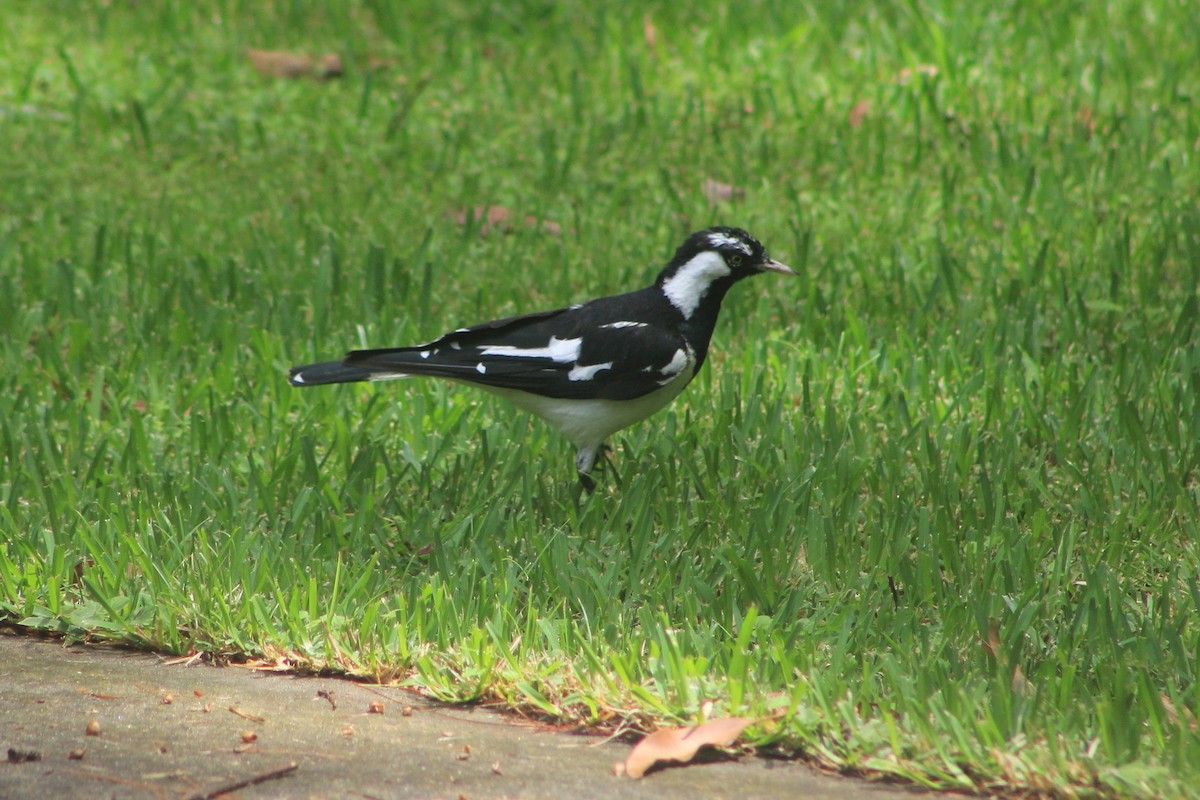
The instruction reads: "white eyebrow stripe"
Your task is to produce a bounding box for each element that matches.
[706,232,752,254]
[478,336,582,362]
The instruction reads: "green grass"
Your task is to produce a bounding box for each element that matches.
[2,0,1199,796]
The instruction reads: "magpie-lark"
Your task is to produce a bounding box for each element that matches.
[290,226,794,489]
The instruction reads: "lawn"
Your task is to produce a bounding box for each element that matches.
[2,1,1199,797]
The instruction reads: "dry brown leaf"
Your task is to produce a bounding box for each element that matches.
[314,54,344,80]
[624,717,754,779]
[1162,695,1199,730]
[896,64,939,85]
[848,99,870,128]
[643,14,659,52]
[247,50,342,81]
[368,700,385,715]
[701,179,745,205]
[1074,106,1096,139]
[85,719,101,737]
[981,619,1001,659]
[228,706,265,723]
[248,49,313,79]
[449,206,562,237]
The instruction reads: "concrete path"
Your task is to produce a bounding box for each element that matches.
[0,633,949,799]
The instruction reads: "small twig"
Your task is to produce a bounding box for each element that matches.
[182,762,298,800]
[227,706,265,723]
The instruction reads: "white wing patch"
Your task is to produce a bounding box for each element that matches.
[707,231,752,255]
[657,346,694,386]
[661,251,731,318]
[569,362,614,381]
[600,321,647,329]
[479,336,582,362]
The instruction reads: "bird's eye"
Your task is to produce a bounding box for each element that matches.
[730,254,743,267]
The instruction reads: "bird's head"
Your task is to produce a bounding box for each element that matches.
[658,227,794,318]
[695,226,794,277]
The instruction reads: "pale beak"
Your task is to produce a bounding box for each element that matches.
[758,258,796,276]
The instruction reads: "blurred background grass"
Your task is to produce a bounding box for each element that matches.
[2,1,1199,796]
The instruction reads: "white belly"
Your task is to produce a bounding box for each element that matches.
[483,365,695,451]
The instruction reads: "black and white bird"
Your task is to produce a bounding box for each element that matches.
[290,226,794,489]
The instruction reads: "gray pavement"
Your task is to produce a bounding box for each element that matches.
[0,633,949,799]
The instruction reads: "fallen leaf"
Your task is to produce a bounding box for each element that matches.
[449,206,562,237]
[624,717,754,779]
[981,620,1001,659]
[1162,696,1198,730]
[368,700,385,714]
[85,719,101,737]
[317,689,337,710]
[643,14,658,51]
[247,50,342,81]
[161,692,175,705]
[240,730,258,744]
[67,748,85,761]
[702,179,745,205]
[848,99,870,128]
[896,64,939,85]
[228,706,265,723]
[1074,106,1096,139]
[248,49,312,79]
[314,54,344,80]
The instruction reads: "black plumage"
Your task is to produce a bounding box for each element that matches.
[290,226,794,488]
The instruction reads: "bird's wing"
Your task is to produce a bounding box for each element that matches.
[342,304,695,401]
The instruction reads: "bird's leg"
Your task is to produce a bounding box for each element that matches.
[575,445,600,494]
[595,443,622,489]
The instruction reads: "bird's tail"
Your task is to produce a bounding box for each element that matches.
[289,361,383,387]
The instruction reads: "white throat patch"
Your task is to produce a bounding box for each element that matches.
[661,251,731,318]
